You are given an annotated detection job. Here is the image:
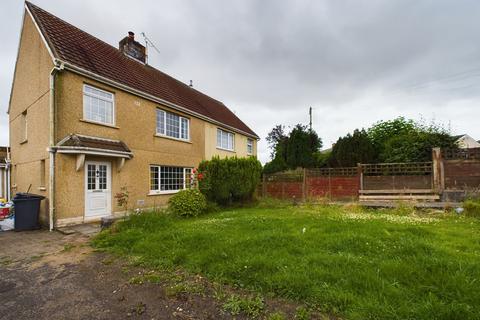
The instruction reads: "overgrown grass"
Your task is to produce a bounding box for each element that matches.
[93,204,480,319]
[463,199,480,218]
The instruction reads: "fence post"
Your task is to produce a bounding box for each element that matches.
[357,163,363,199]
[262,174,266,197]
[302,168,307,202]
[432,148,444,193]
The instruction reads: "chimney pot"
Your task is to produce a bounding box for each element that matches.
[128,31,135,40]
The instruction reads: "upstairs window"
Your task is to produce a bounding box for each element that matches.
[156,109,189,140]
[217,129,234,151]
[83,84,114,125]
[247,138,253,155]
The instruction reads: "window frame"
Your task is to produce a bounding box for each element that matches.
[156,108,190,141]
[20,110,28,143]
[83,84,115,126]
[216,128,235,151]
[149,165,193,195]
[247,138,254,155]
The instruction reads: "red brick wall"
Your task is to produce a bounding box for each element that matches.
[264,181,303,199]
[306,176,359,200]
[263,176,359,200]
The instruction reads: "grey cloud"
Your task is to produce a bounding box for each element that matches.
[1,0,480,163]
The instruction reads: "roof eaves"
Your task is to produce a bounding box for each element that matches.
[24,2,58,62]
[8,2,58,115]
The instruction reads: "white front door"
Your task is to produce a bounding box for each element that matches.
[85,161,112,218]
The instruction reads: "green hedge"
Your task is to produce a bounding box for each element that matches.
[198,156,262,205]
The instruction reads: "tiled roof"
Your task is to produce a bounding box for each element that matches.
[58,134,131,154]
[25,2,257,138]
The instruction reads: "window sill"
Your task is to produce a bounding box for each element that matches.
[38,186,46,191]
[216,147,236,153]
[80,119,119,129]
[154,134,192,144]
[148,190,181,196]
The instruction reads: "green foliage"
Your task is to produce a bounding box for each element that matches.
[267,312,287,320]
[367,117,416,156]
[368,117,457,162]
[294,306,311,320]
[222,294,265,317]
[168,189,207,217]
[286,124,322,168]
[463,199,480,218]
[313,151,331,168]
[198,156,262,205]
[329,129,376,167]
[264,124,322,173]
[94,205,480,320]
[266,124,288,160]
[263,155,288,174]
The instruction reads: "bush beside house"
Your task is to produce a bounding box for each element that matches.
[198,157,262,205]
[168,189,207,217]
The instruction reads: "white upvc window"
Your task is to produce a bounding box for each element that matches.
[150,166,193,194]
[247,138,253,155]
[156,109,189,140]
[83,84,114,125]
[217,128,234,151]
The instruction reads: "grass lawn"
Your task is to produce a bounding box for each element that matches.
[94,204,480,319]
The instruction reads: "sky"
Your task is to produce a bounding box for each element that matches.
[1,0,480,163]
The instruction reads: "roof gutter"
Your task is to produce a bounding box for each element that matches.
[59,61,260,140]
[48,60,64,231]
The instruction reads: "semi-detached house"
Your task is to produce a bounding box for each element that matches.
[8,2,258,229]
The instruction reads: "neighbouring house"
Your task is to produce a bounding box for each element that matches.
[0,147,11,201]
[8,2,258,229]
[454,134,480,149]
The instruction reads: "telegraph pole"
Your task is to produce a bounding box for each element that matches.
[309,107,312,131]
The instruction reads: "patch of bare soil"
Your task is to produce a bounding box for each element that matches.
[0,232,328,319]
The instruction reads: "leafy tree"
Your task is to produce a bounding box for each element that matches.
[314,151,331,168]
[265,125,287,159]
[264,124,322,173]
[329,129,376,167]
[285,124,322,168]
[263,156,288,174]
[369,117,457,162]
[367,117,416,162]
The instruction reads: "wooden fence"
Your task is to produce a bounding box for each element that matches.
[262,167,359,201]
[261,147,480,202]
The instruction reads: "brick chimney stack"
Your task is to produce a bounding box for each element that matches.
[119,31,146,63]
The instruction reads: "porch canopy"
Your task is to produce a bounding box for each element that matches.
[55,134,133,171]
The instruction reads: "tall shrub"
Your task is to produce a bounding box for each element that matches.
[198,156,262,205]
